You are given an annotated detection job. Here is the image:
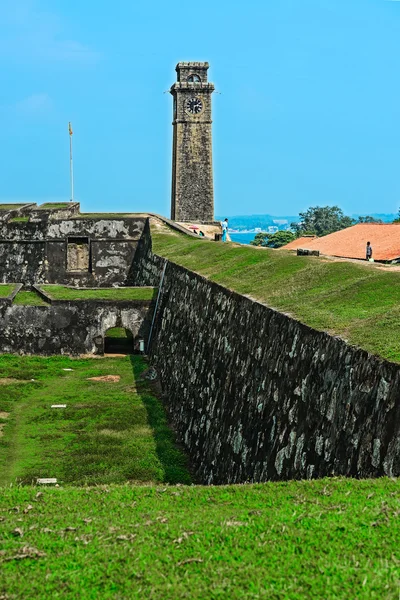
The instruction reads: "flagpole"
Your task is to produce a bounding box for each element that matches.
[69,122,74,202]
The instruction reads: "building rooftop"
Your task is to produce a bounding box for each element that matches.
[280,235,318,250]
[280,223,400,262]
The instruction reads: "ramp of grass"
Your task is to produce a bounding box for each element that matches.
[9,216,29,223]
[0,203,27,210]
[151,228,400,363]
[74,212,139,219]
[37,203,69,210]
[0,478,399,599]
[13,290,47,306]
[105,327,132,339]
[0,355,190,486]
[40,285,157,301]
[0,284,16,298]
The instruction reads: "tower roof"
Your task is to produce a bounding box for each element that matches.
[176,61,209,69]
[175,62,210,83]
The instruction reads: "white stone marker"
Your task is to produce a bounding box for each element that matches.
[62,369,74,371]
[37,478,58,485]
[51,405,67,408]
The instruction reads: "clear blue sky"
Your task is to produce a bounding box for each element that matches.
[1,0,400,217]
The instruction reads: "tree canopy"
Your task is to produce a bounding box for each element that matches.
[357,216,383,224]
[291,206,354,237]
[250,230,295,248]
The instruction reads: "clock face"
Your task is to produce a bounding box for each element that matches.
[185,97,203,115]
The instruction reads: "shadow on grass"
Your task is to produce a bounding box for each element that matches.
[129,355,192,485]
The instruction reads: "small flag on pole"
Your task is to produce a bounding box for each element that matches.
[68,122,74,201]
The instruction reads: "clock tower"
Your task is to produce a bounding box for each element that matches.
[170,62,215,223]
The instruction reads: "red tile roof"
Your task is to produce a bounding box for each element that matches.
[280,235,318,250]
[281,224,400,261]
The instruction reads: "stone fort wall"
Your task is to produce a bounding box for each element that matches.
[0,299,152,356]
[133,231,400,484]
[0,210,146,286]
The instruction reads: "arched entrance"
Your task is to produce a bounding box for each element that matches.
[104,327,134,355]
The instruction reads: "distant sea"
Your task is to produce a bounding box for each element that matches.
[229,232,257,245]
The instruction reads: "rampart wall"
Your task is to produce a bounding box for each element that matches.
[133,231,400,483]
[0,216,146,286]
[0,300,152,356]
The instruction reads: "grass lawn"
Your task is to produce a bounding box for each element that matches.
[105,327,132,339]
[0,203,28,210]
[104,328,134,354]
[9,216,29,223]
[37,203,69,210]
[152,228,400,363]
[0,355,190,487]
[74,213,139,219]
[0,478,399,599]
[0,284,16,298]
[41,286,157,301]
[13,291,47,306]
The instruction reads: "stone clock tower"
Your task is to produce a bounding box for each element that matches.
[170,62,215,223]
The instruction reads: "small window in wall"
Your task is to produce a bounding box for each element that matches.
[187,74,201,82]
[67,237,90,272]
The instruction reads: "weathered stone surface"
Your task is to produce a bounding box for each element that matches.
[67,239,90,271]
[133,239,400,484]
[0,213,146,286]
[37,478,57,484]
[297,249,320,256]
[170,62,215,223]
[0,300,153,355]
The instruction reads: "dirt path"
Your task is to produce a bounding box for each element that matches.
[318,254,400,271]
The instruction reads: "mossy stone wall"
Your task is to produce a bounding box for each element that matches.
[133,238,400,483]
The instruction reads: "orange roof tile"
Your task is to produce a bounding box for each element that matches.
[283,224,400,261]
[280,235,318,250]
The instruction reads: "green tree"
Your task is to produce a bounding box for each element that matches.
[291,205,354,237]
[393,209,400,224]
[250,230,295,248]
[357,216,383,223]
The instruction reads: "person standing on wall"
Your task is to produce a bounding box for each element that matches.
[221,218,228,242]
[366,241,373,261]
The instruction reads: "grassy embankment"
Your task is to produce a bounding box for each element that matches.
[105,327,132,339]
[11,286,156,305]
[37,203,69,210]
[0,284,16,298]
[0,355,189,488]
[0,204,27,210]
[9,216,29,223]
[13,291,47,306]
[151,227,400,363]
[1,227,399,597]
[73,213,143,219]
[1,478,399,599]
[40,286,157,301]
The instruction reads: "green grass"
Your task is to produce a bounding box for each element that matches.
[37,203,69,210]
[0,478,399,599]
[152,228,400,363]
[0,284,16,298]
[40,285,157,301]
[105,327,133,339]
[9,216,29,223]
[0,355,190,487]
[13,291,47,306]
[0,203,28,210]
[104,329,134,353]
[73,213,140,219]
